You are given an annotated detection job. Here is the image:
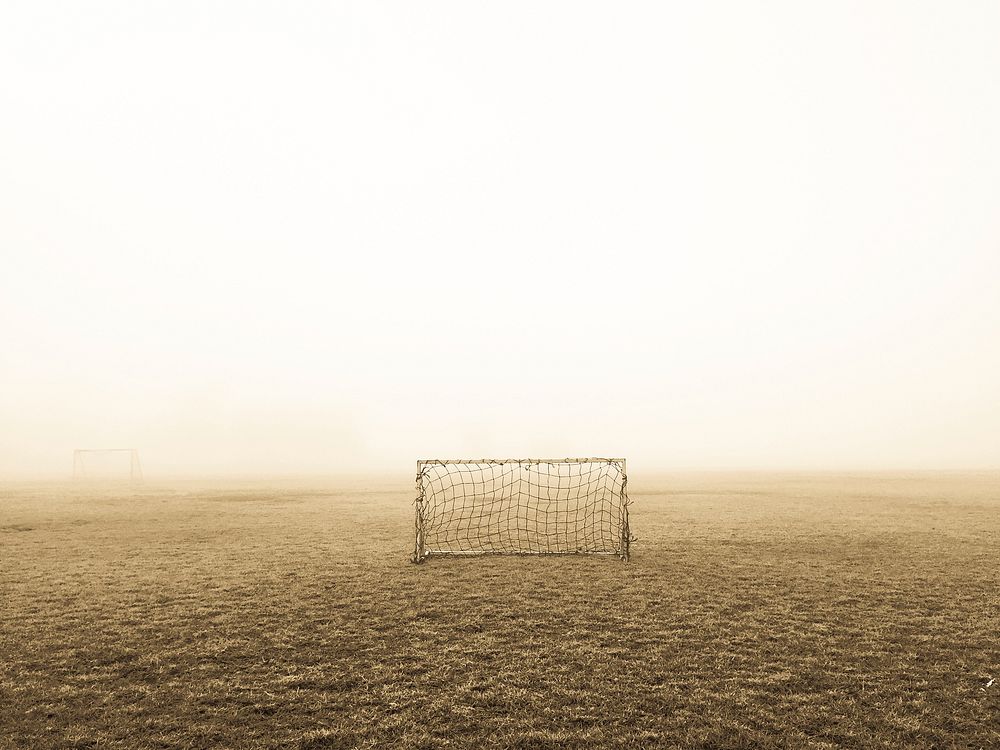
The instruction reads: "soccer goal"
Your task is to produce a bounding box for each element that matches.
[413,458,631,562]
[72,449,143,482]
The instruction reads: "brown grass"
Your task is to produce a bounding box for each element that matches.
[1,472,998,749]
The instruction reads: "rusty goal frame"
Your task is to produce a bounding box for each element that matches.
[413,458,630,562]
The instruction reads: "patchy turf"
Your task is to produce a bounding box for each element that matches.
[1,472,998,749]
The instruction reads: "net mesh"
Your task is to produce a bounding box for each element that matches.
[413,459,629,561]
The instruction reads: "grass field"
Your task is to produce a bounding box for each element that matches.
[1,472,998,749]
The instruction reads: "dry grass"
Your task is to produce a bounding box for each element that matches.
[1,472,998,749]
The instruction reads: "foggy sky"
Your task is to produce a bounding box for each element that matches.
[2,1,999,477]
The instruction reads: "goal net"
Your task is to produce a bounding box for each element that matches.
[413,458,630,562]
[72,449,143,482]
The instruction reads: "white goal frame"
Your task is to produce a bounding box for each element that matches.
[413,458,631,563]
[72,449,143,482]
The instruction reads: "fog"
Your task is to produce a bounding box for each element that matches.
[2,2,998,477]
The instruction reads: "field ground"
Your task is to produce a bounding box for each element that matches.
[1,472,998,749]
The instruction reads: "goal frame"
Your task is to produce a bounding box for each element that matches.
[72,448,144,482]
[413,457,630,563]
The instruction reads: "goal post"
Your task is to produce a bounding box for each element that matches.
[413,458,631,563]
[72,449,143,482]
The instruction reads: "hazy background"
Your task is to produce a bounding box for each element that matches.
[2,1,998,478]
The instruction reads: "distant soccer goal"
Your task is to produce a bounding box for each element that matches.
[72,449,143,482]
[413,458,631,562]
